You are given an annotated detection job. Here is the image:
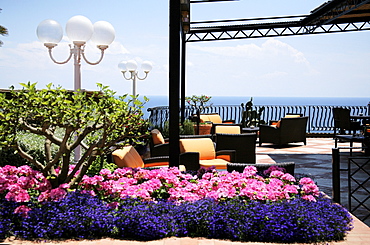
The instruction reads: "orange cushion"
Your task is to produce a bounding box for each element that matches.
[112,146,144,168]
[179,138,215,160]
[200,159,228,169]
[144,162,169,168]
[151,129,165,145]
[271,121,281,128]
[215,125,240,134]
[216,154,231,161]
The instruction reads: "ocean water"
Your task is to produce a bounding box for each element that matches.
[140,95,370,118]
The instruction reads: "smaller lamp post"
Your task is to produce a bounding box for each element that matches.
[118,60,152,98]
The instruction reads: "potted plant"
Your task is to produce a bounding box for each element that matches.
[185,95,213,135]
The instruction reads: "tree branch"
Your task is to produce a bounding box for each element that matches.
[14,142,45,171]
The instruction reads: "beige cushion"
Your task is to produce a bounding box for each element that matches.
[199,114,222,124]
[179,138,215,160]
[215,125,240,134]
[285,114,301,118]
[206,114,222,124]
[112,146,144,168]
[151,129,165,145]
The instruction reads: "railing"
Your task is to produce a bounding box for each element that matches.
[148,104,369,134]
[332,148,370,226]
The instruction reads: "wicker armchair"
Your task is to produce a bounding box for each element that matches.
[149,129,212,157]
[215,133,257,163]
[179,138,235,170]
[259,117,308,146]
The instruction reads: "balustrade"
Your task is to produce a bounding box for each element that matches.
[148,104,369,135]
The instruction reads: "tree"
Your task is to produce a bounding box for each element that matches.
[0,9,8,47]
[0,83,150,188]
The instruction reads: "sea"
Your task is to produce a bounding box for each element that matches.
[139,95,370,119]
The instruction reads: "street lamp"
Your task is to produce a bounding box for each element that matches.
[118,60,152,97]
[37,15,115,162]
[37,15,115,92]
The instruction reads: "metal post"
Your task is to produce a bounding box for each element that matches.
[73,43,82,163]
[332,148,341,203]
[132,73,137,99]
[168,0,181,167]
[181,33,186,124]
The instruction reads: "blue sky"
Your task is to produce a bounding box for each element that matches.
[0,0,369,98]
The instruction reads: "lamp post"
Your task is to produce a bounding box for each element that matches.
[37,15,115,92]
[118,60,152,98]
[37,15,115,162]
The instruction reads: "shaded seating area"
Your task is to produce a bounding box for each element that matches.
[259,116,308,146]
[179,138,235,170]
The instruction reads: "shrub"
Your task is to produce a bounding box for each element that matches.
[2,193,352,243]
[0,83,149,188]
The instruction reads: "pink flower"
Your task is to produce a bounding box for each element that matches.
[14,205,32,218]
[281,173,296,182]
[50,187,67,202]
[301,183,320,196]
[269,170,284,178]
[264,165,286,176]
[99,169,112,176]
[107,202,119,209]
[38,190,50,202]
[14,190,31,202]
[302,194,317,202]
[299,177,315,185]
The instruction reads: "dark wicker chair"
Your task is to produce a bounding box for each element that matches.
[215,133,257,163]
[332,107,362,136]
[259,117,308,146]
[227,162,295,176]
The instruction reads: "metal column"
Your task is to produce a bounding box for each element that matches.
[169,0,181,167]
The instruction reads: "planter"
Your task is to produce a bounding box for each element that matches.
[193,124,212,135]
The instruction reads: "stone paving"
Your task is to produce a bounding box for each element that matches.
[2,138,370,245]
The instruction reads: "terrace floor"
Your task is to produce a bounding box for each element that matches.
[2,138,370,245]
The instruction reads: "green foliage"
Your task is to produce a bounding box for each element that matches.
[181,119,195,135]
[0,9,8,47]
[241,97,265,127]
[161,119,195,138]
[0,82,149,187]
[86,155,118,177]
[185,95,212,114]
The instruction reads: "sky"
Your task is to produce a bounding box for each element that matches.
[0,0,369,99]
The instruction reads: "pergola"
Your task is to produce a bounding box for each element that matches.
[168,0,370,166]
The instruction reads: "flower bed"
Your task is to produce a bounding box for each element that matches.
[0,165,353,243]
